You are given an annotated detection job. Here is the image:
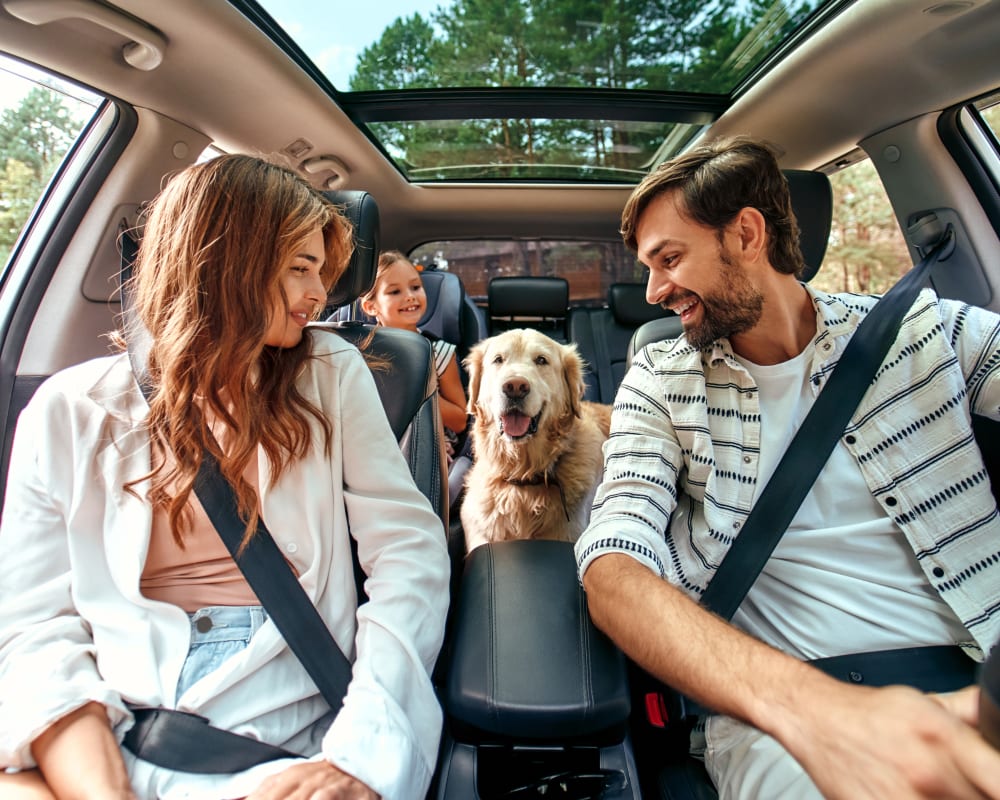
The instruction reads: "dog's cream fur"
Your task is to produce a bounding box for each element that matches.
[460,328,612,553]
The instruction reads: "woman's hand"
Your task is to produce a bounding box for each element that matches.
[246,761,378,800]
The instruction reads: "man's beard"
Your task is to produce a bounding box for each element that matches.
[672,248,764,350]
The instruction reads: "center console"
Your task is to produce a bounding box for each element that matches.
[434,539,640,799]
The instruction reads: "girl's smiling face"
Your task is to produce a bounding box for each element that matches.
[362,258,426,332]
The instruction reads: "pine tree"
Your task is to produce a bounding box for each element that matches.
[0,86,81,262]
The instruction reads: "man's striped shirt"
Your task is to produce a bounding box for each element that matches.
[575,287,1000,658]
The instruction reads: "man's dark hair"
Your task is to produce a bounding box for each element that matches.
[620,135,805,277]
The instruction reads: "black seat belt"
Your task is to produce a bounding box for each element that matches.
[118,232,359,773]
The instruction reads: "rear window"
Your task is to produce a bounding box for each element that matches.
[409,239,642,307]
[809,157,910,296]
[413,158,912,308]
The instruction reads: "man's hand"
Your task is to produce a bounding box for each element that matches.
[246,760,378,800]
[582,554,1000,798]
[780,683,1000,800]
[932,685,982,725]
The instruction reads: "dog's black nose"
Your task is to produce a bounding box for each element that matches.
[503,378,530,399]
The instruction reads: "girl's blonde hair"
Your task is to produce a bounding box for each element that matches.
[127,154,353,547]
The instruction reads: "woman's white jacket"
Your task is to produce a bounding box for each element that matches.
[0,332,450,800]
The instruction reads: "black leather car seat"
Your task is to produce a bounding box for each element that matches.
[324,253,481,540]
[569,282,681,404]
[314,190,448,527]
[487,276,570,341]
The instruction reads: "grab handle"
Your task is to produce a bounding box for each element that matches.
[3,0,166,70]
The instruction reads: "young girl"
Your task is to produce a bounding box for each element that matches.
[361,251,469,457]
[0,156,449,800]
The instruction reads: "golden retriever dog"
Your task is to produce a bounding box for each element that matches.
[460,328,612,552]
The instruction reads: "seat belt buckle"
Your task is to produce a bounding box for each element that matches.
[644,691,669,727]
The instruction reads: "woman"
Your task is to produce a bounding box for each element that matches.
[0,155,450,799]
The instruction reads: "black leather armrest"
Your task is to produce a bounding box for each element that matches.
[445,540,630,739]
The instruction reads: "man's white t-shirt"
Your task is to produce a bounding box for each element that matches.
[730,344,967,660]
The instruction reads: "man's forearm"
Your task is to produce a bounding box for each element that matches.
[31,702,135,800]
[582,552,832,735]
[583,552,1000,800]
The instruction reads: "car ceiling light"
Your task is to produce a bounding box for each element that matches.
[283,138,314,160]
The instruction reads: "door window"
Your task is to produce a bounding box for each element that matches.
[0,55,102,268]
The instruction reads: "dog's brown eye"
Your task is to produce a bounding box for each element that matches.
[492,354,504,364]
[534,355,548,365]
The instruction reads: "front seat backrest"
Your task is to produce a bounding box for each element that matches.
[784,168,833,282]
[323,190,381,313]
[319,190,447,526]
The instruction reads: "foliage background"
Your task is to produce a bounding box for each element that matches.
[0,84,93,265]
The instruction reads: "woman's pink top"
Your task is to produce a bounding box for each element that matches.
[141,444,260,612]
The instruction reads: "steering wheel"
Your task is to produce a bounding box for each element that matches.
[981,642,1000,749]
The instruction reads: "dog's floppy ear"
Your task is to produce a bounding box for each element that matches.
[560,341,585,419]
[464,340,486,414]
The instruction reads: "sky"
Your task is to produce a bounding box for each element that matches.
[0,58,53,111]
[0,1,446,111]
[261,0,446,89]
[0,55,103,118]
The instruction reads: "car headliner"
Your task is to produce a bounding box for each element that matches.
[1,0,997,254]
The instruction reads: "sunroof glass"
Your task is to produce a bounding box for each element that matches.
[367,117,701,182]
[241,0,834,182]
[250,0,829,94]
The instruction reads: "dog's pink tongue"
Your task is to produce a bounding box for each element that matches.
[502,411,531,438]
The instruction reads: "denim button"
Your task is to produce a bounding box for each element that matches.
[195,616,213,633]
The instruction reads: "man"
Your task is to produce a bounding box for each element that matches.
[575,136,1000,799]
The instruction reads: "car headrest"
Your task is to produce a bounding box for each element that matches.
[488,276,569,318]
[783,169,832,282]
[419,270,465,343]
[324,190,380,307]
[608,282,676,327]
[627,315,685,363]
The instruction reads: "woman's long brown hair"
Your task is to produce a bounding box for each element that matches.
[126,155,353,548]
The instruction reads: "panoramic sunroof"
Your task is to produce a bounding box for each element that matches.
[239,0,835,182]
[366,117,695,182]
